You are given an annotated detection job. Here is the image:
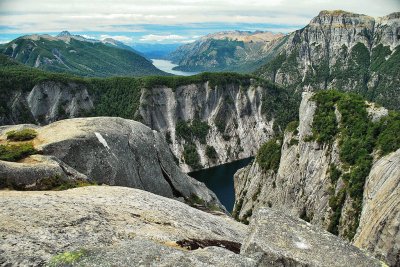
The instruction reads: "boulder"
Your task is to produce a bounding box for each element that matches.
[0,117,222,208]
[240,208,383,267]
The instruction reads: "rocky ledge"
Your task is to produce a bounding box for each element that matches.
[0,117,222,209]
[0,186,383,266]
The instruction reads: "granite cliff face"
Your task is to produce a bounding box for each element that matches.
[138,81,281,172]
[3,81,94,125]
[233,92,400,266]
[1,74,297,172]
[0,117,223,209]
[0,186,383,266]
[256,11,400,110]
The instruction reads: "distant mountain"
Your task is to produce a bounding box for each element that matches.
[1,31,167,77]
[167,30,285,73]
[255,11,400,110]
[132,43,181,59]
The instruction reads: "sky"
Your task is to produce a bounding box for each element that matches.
[0,0,399,44]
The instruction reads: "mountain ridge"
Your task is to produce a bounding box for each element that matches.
[1,31,167,77]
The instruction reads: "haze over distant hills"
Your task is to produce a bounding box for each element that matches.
[0,31,167,77]
[167,30,285,73]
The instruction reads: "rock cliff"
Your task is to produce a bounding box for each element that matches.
[256,11,400,110]
[1,71,297,172]
[0,186,383,266]
[233,91,400,266]
[138,81,288,172]
[0,117,222,209]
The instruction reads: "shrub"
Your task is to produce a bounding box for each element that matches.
[176,119,210,144]
[183,144,202,169]
[0,142,37,162]
[285,120,299,133]
[329,164,342,184]
[205,145,218,160]
[6,128,37,141]
[256,137,282,172]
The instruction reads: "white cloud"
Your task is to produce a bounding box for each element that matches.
[0,0,398,34]
[139,34,187,42]
[100,34,133,43]
[81,34,96,39]
[0,40,11,44]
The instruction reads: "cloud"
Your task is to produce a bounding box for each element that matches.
[100,34,133,43]
[0,40,11,44]
[139,34,187,42]
[0,0,398,35]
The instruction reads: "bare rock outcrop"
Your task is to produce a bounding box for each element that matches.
[0,186,383,266]
[0,117,222,209]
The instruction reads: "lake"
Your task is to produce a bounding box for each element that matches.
[151,59,199,76]
[189,158,253,213]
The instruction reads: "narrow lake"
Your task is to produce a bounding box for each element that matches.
[151,59,199,76]
[189,157,253,213]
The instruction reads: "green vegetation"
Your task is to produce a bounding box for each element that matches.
[37,176,97,191]
[285,120,299,134]
[0,142,37,162]
[48,249,87,266]
[329,164,342,184]
[205,145,218,160]
[311,90,400,239]
[260,83,300,132]
[327,188,346,235]
[2,37,165,77]
[0,55,267,124]
[376,112,400,156]
[183,144,202,169]
[176,119,210,144]
[256,137,282,172]
[6,128,37,141]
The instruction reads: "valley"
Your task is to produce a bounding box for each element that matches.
[0,5,399,267]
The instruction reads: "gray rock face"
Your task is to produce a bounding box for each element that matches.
[139,82,274,172]
[354,149,400,265]
[3,81,93,125]
[0,117,222,208]
[257,10,400,110]
[233,92,399,266]
[27,81,93,123]
[241,208,382,267]
[0,186,382,266]
[0,186,247,266]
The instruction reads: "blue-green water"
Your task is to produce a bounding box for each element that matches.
[189,158,253,212]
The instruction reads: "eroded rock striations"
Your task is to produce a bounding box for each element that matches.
[0,186,382,266]
[1,72,297,172]
[0,117,222,209]
[138,81,280,172]
[233,92,400,266]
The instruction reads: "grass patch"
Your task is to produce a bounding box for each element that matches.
[0,142,37,162]
[6,128,37,141]
[48,249,87,266]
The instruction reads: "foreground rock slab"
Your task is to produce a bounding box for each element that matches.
[241,209,383,267]
[0,186,247,266]
[0,186,383,266]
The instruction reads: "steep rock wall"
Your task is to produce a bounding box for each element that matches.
[138,82,275,172]
[257,11,400,110]
[233,92,399,266]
